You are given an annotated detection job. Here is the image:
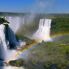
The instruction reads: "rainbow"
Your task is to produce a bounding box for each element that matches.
[16,32,69,56]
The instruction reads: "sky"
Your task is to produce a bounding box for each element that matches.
[0,0,69,13]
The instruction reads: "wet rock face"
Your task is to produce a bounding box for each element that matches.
[0,60,4,66]
[0,18,9,24]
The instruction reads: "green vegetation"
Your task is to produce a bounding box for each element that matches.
[9,59,24,67]
[51,17,69,34]
[28,35,69,69]
[9,35,69,69]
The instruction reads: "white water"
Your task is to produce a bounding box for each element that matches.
[0,66,24,69]
[0,24,17,62]
[32,19,52,42]
[5,16,22,33]
[0,16,26,62]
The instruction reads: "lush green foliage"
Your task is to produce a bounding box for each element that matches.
[9,35,69,69]
[51,17,69,34]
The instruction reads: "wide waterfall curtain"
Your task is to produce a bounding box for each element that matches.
[5,24,18,49]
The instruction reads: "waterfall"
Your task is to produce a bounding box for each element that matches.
[5,16,22,33]
[0,16,26,62]
[32,19,52,42]
[0,15,52,64]
[0,24,17,62]
[0,24,8,61]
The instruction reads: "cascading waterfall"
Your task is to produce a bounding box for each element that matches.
[0,16,26,63]
[32,19,52,42]
[5,16,26,47]
[0,16,52,63]
[0,24,8,60]
[4,16,20,49]
[5,16,22,33]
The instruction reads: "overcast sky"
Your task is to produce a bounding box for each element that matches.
[0,0,69,13]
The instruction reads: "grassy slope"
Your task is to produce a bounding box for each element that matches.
[28,35,69,69]
[9,35,69,69]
